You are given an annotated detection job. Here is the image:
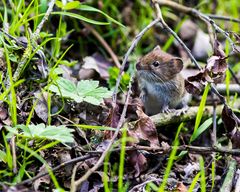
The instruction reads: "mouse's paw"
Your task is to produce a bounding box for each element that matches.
[175,106,189,116]
[162,106,175,114]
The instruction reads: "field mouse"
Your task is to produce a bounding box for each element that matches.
[136,46,188,116]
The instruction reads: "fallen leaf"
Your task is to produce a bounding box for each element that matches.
[221,104,240,148]
[183,162,200,179]
[128,150,147,177]
[222,104,238,133]
[128,106,159,148]
[34,91,48,123]
[81,53,114,80]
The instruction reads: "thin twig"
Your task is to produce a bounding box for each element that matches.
[129,178,162,192]
[181,145,240,156]
[149,105,223,127]
[81,22,121,68]
[81,145,240,156]
[212,99,217,146]
[32,0,56,40]
[207,14,240,24]
[16,154,98,186]
[216,84,240,94]
[228,67,240,86]
[10,136,17,174]
[196,11,236,53]
[70,163,78,190]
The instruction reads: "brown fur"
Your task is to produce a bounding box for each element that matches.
[137,46,183,81]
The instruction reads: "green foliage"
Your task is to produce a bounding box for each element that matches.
[200,156,206,192]
[211,159,216,192]
[192,83,210,143]
[188,172,201,192]
[17,143,63,191]
[55,0,124,27]
[52,11,110,25]
[75,124,116,131]
[108,66,130,91]
[190,117,213,143]
[3,132,13,170]
[49,77,112,105]
[158,123,183,192]
[78,4,125,28]
[2,37,17,126]
[56,0,80,10]
[118,126,128,191]
[5,124,74,143]
[0,150,7,163]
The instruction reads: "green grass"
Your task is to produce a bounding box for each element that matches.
[158,123,184,191]
[190,83,210,143]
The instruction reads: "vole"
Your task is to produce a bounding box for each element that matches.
[136,46,188,116]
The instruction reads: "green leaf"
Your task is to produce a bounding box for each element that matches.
[52,11,110,25]
[0,150,7,163]
[40,0,48,13]
[192,83,210,143]
[188,172,201,192]
[56,1,80,10]
[78,4,125,27]
[64,1,81,10]
[5,124,74,143]
[49,78,112,105]
[77,80,99,95]
[52,67,64,75]
[55,1,63,8]
[190,118,213,143]
[49,77,83,102]
[108,66,130,90]
[77,80,112,105]
[55,77,76,92]
[177,150,188,158]
[76,124,116,131]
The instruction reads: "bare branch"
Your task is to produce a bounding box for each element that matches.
[207,14,240,24]
[32,0,56,40]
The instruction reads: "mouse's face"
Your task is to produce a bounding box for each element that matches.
[136,46,183,82]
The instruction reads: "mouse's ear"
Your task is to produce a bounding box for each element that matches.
[153,45,161,51]
[170,58,183,73]
[160,57,183,79]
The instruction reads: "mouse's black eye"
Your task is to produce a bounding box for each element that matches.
[152,61,160,67]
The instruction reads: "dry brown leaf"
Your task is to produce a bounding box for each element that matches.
[128,150,147,177]
[128,106,159,148]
